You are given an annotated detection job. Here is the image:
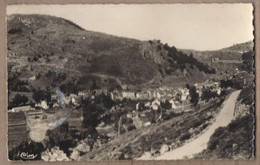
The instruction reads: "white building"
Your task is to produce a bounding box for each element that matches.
[11,105,33,112]
[151,99,160,111]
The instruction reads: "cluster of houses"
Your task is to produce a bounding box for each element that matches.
[9,80,222,114]
[195,81,222,96]
[110,87,190,103]
[8,80,223,134]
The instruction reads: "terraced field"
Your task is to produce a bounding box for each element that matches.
[8,112,28,150]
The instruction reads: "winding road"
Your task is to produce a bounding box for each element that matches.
[139,90,241,160]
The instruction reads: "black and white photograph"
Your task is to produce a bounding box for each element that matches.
[6,4,255,161]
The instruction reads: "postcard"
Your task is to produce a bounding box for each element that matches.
[6,4,255,161]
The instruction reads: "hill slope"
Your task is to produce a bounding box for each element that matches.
[7,14,214,92]
[180,41,254,62]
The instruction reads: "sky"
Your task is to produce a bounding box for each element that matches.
[7,4,254,51]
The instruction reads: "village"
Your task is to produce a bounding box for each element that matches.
[8,62,254,159]
[8,78,224,148]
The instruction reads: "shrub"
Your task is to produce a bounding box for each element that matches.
[180,132,191,141]
[208,138,219,150]
[8,28,22,34]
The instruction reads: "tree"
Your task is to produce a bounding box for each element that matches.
[82,100,103,128]
[201,87,218,101]
[161,100,172,110]
[186,83,190,89]
[189,86,199,106]
[32,90,51,103]
[95,93,115,109]
[242,51,254,72]
[46,123,77,156]
[12,94,28,106]
[220,80,233,89]
[60,81,79,95]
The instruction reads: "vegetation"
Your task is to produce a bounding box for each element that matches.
[8,28,22,34]
[7,14,217,89]
[237,85,254,105]
[8,76,30,92]
[189,86,199,106]
[60,81,79,95]
[196,114,254,159]
[11,94,29,106]
[161,100,172,110]
[201,87,218,101]
[46,123,78,157]
[220,79,233,89]
[167,48,216,74]
[32,89,51,103]
[81,99,224,160]
[242,50,254,72]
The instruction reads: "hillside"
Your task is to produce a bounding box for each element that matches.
[7,14,214,93]
[180,41,254,62]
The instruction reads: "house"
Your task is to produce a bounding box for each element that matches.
[69,94,78,105]
[138,92,149,100]
[69,94,78,99]
[53,103,59,108]
[156,91,161,99]
[127,112,133,118]
[29,75,36,81]
[136,103,140,110]
[35,100,49,109]
[67,110,83,131]
[180,88,189,101]
[110,90,123,101]
[92,89,103,96]
[147,90,158,99]
[78,91,85,97]
[65,96,71,104]
[122,91,135,99]
[51,94,57,102]
[11,105,33,112]
[169,99,177,109]
[78,90,91,98]
[174,101,182,108]
[158,91,166,98]
[151,99,160,111]
[212,57,219,62]
[144,122,151,126]
[132,114,143,129]
[25,110,43,116]
[145,101,151,108]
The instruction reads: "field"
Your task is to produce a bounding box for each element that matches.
[26,109,71,142]
[8,112,28,150]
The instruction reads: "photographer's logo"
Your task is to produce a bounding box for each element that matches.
[20,152,38,160]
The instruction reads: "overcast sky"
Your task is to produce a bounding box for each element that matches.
[7,4,253,50]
